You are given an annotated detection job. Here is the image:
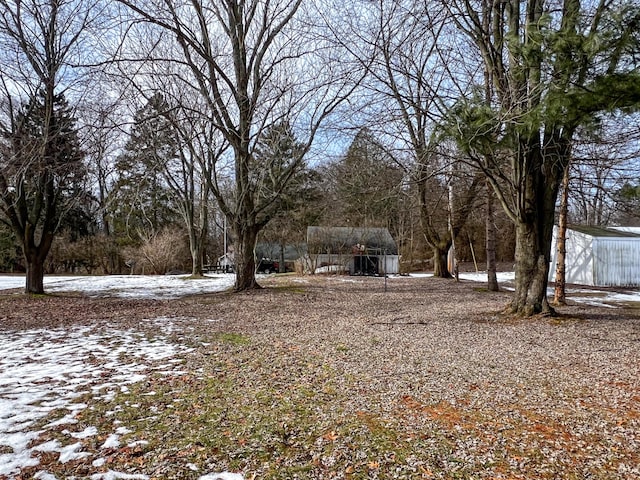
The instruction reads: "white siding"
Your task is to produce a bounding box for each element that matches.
[550,227,595,285]
[550,226,640,286]
[380,255,399,275]
[592,238,640,287]
[565,229,596,285]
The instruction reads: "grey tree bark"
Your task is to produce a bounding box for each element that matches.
[448,0,640,315]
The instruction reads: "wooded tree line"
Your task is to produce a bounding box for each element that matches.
[0,0,639,315]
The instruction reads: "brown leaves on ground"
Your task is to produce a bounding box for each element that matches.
[3,274,640,479]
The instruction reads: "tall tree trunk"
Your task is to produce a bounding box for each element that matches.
[553,164,570,305]
[25,253,45,294]
[190,235,204,276]
[432,244,452,278]
[233,223,260,291]
[506,130,566,316]
[486,179,499,291]
[511,219,554,316]
[23,232,54,294]
[188,196,209,277]
[279,242,285,273]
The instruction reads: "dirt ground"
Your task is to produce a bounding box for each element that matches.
[2,274,640,479]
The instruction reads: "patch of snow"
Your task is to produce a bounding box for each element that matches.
[1,271,638,306]
[458,271,516,283]
[199,473,245,480]
[101,434,120,449]
[0,446,40,475]
[59,442,91,463]
[0,322,192,478]
[90,472,150,480]
[67,426,98,439]
[33,440,62,452]
[34,472,58,480]
[127,440,149,448]
[568,298,619,308]
[0,273,235,299]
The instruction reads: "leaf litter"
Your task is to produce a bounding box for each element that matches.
[0,273,639,479]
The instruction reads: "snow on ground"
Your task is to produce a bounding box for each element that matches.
[457,271,516,283]
[0,271,638,479]
[0,271,637,305]
[0,274,243,480]
[456,271,640,306]
[0,324,193,478]
[0,273,236,299]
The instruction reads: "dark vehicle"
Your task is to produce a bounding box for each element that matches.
[257,258,279,274]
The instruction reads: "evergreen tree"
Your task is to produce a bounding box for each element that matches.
[251,121,310,272]
[615,182,640,224]
[0,91,86,292]
[448,0,640,315]
[330,128,404,234]
[251,121,307,213]
[111,93,181,241]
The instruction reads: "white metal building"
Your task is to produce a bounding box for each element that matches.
[549,225,640,287]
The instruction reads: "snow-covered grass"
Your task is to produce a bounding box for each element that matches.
[0,273,236,299]
[0,273,242,480]
[1,270,638,307]
[0,324,191,478]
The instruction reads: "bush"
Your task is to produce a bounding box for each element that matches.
[135,229,190,274]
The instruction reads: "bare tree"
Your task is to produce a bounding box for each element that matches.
[114,0,362,290]
[485,180,499,291]
[569,120,640,226]
[0,0,100,293]
[346,0,484,277]
[552,163,570,305]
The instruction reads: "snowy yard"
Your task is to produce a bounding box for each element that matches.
[0,272,639,479]
[0,274,239,480]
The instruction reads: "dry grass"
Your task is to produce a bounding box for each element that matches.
[4,274,640,479]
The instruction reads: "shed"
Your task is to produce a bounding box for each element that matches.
[306,226,399,275]
[255,242,307,273]
[549,225,640,287]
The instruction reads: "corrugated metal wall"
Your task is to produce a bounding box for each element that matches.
[592,239,640,287]
[564,229,595,285]
[550,227,640,286]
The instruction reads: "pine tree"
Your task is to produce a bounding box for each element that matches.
[111,93,181,241]
[0,90,86,292]
[333,128,404,232]
[251,121,307,212]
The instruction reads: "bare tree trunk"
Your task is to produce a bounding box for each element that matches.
[279,242,285,273]
[234,223,260,291]
[511,220,554,316]
[23,233,54,294]
[25,256,45,294]
[190,236,204,276]
[432,244,452,278]
[486,179,499,291]
[188,186,210,277]
[553,164,570,305]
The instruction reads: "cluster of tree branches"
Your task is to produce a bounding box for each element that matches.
[0,0,639,316]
